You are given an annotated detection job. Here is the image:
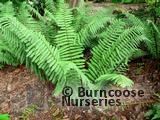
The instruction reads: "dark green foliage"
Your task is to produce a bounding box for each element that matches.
[94,0,107,3]
[122,0,145,3]
[144,21,160,59]
[129,1,160,59]
[145,103,160,120]
[111,0,145,3]
[144,1,160,59]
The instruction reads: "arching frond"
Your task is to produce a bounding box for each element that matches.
[86,19,146,87]
[77,8,114,47]
[0,1,15,17]
[0,17,64,84]
[95,74,133,88]
[145,21,160,58]
[44,0,56,14]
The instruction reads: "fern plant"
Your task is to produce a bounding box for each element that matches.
[125,4,160,59]
[144,21,160,59]
[0,0,147,95]
[130,0,160,59]
[145,103,160,120]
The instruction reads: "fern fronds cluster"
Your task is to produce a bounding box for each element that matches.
[124,13,160,59]
[144,21,160,59]
[0,0,147,94]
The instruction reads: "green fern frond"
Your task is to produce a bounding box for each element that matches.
[131,49,148,59]
[123,14,154,59]
[54,61,92,95]
[0,1,15,17]
[44,0,56,14]
[0,17,64,83]
[0,17,47,79]
[77,9,114,47]
[149,21,160,58]
[1,24,27,64]
[86,19,125,80]
[144,20,160,59]
[95,74,133,88]
[73,5,92,32]
[44,9,58,24]
[16,2,42,32]
[124,13,145,28]
[0,52,18,68]
[0,39,18,66]
[87,20,146,86]
[0,16,91,95]
[27,4,44,21]
[0,33,20,67]
[0,36,19,68]
[101,26,145,72]
[54,2,85,69]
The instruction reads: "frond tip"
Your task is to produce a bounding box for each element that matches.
[96,74,134,88]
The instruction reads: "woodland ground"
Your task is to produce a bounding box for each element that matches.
[0,2,160,120]
[0,58,159,120]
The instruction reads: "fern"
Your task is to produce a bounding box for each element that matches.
[77,8,115,47]
[0,1,15,17]
[0,0,148,95]
[0,1,47,79]
[95,74,133,88]
[145,20,160,59]
[0,35,19,68]
[145,103,160,120]
[0,17,63,82]
[15,2,41,32]
[123,13,160,59]
[131,49,148,59]
[54,2,85,69]
[86,19,146,87]
[0,16,92,95]
[44,0,56,14]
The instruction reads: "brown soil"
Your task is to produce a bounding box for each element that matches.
[0,58,159,120]
[0,65,54,120]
